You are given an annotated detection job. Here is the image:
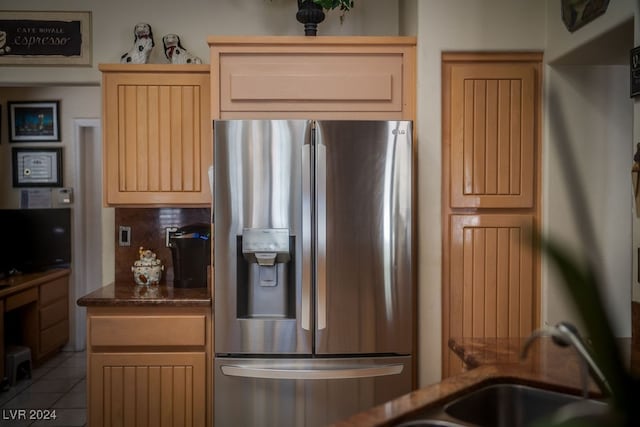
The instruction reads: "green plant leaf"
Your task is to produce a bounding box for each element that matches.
[540,235,637,425]
[312,0,353,12]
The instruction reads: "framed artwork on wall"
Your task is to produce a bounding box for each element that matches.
[12,147,63,187]
[0,11,92,66]
[8,101,60,142]
[631,46,640,98]
[561,0,610,33]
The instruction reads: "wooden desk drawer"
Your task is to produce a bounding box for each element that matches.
[90,315,206,347]
[40,277,68,306]
[40,298,68,330]
[40,319,69,355]
[5,288,38,311]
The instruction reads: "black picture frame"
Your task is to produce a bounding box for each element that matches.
[631,46,640,98]
[8,101,60,142]
[12,147,63,187]
[561,0,610,33]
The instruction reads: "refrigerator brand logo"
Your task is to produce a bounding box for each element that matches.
[392,129,406,135]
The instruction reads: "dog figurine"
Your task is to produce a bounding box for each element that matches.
[162,34,202,64]
[120,23,154,64]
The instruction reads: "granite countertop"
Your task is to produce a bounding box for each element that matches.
[333,337,640,427]
[77,281,211,307]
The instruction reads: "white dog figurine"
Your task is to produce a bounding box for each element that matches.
[162,34,202,64]
[120,23,154,64]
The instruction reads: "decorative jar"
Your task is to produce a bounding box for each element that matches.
[131,247,164,286]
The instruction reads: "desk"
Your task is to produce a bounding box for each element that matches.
[0,268,70,380]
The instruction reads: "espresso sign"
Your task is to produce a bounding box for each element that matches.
[0,11,91,65]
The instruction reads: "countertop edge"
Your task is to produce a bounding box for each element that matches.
[331,364,590,427]
[76,282,212,307]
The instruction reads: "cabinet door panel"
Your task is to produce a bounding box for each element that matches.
[445,214,535,375]
[220,53,402,113]
[450,63,536,208]
[102,66,211,206]
[90,352,206,427]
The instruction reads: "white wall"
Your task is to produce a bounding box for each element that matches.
[543,65,633,336]
[1,0,399,85]
[414,0,547,386]
[0,86,101,208]
[545,0,635,63]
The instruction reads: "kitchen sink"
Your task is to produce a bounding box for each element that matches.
[396,382,609,427]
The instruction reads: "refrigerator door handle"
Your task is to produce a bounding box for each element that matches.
[220,364,403,380]
[301,142,312,331]
[316,141,327,330]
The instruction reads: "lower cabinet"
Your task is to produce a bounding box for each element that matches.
[86,307,211,427]
[38,275,69,359]
[90,352,206,426]
[2,269,70,368]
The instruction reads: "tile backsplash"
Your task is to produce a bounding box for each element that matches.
[114,208,210,284]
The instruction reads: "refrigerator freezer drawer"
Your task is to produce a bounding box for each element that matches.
[214,356,412,427]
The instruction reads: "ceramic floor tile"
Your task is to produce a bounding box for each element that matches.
[40,366,85,381]
[24,379,77,395]
[0,350,86,426]
[29,408,86,427]
[28,367,50,382]
[52,392,85,409]
[2,392,63,409]
[36,354,70,371]
[0,388,22,408]
[0,413,32,427]
[68,380,86,395]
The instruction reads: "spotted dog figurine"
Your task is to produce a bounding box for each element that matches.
[120,23,154,64]
[162,34,202,64]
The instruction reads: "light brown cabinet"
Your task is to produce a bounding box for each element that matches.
[100,64,212,206]
[208,36,416,120]
[86,306,211,427]
[37,275,69,358]
[442,53,542,377]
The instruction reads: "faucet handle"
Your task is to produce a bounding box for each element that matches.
[553,322,580,347]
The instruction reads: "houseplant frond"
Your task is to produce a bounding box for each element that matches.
[313,0,354,22]
[313,0,354,12]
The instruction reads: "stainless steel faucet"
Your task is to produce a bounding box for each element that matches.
[521,321,611,397]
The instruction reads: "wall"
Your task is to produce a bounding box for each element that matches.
[414,0,547,386]
[545,0,634,63]
[545,0,639,307]
[1,0,399,85]
[543,65,633,336]
[0,87,100,208]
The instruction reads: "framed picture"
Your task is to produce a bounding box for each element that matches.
[0,11,92,66]
[8,101,60,142]
[631,46,640,98]
[561,0,610,33]
[12,147,63,187]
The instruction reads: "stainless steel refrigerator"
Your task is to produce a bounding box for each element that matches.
[213,120,413,427]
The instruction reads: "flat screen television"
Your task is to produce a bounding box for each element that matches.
[0,208,71,279]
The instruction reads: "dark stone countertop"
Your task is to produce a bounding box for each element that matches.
[76,281,211,307]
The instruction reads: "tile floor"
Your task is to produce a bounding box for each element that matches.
[0,350,86,427]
